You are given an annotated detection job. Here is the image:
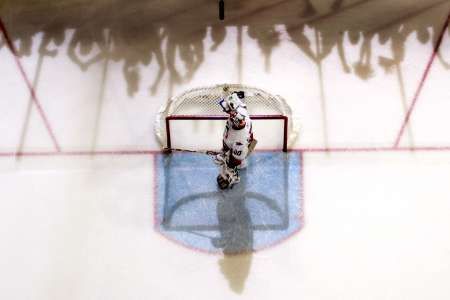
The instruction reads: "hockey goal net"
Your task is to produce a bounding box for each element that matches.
[155,84,298,152]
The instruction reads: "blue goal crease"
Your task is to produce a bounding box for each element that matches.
[154,151,303,254]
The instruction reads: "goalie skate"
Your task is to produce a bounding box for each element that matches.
[217,165,240,190]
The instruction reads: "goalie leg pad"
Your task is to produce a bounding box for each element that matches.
[214,152,227,166]
[237,158,247,169]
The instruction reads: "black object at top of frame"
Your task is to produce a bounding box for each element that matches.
[219,0,224,20]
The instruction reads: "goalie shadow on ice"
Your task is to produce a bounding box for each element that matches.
[153,151,303,254]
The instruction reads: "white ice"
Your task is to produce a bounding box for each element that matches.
[1,0,450,299]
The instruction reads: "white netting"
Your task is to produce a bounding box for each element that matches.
[155,83,299,149]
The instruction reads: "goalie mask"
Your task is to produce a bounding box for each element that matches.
[219,91,246,113]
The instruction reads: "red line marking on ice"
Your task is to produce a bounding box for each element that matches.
[62,150,158,156]
[393,13,450,148]
[0,18,61,152]
[299,151,304,225]
[4,146,450,158]
[297,146,450,153]
[153,154,159,232]
[0,150,157,157]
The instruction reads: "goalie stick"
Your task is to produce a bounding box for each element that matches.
[162,147,220,156]
[163,139,257,157]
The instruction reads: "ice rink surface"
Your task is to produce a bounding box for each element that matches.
[1,0,450,299]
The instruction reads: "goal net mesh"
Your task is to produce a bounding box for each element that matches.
[155,84,299,151]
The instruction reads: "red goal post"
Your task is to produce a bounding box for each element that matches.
[155,84,298,152]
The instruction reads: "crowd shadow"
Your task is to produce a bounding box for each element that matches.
[0,0,448,99]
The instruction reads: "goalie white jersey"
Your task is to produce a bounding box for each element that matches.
[216,91,254,189]
[223,107,253,161]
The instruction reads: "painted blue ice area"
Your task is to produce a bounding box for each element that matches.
[155,151,302,254]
